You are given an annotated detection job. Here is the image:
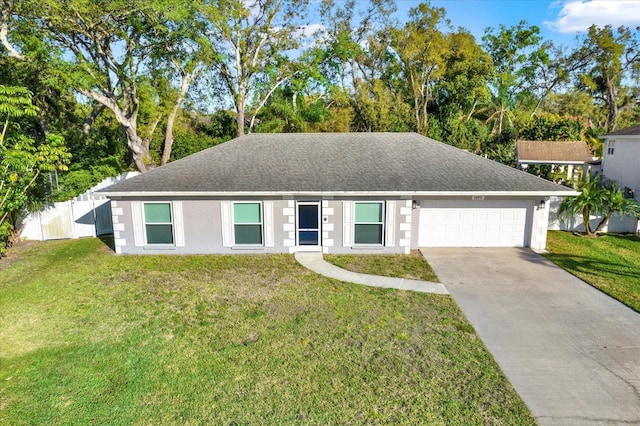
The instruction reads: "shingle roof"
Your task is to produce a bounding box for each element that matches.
[100,133,573,195]
[516,140,593,163]
[603,125,640,136]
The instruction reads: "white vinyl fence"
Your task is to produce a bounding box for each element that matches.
[19,172,138,241]
[548,196,639,234]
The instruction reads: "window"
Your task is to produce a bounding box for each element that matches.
[233,202,262,245]
[354,202,384,244]
[607,140,615,155]
[144,203,173,244]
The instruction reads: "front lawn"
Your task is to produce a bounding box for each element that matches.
[325,250,439,282]
[0,238,533,424]
[546,231,640,312]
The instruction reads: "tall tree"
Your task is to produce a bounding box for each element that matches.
[436,30,492,121]
[390,3,449,135]
[147,3,213,165]
[481,21,549,135]
[17,0,200,172]
[201,0,309,136]
[572,25,640,133]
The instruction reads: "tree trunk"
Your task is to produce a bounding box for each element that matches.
[0,12,24,60]
[160,71,193,165]
[606,78,618,132]
[83,103,105,136]
[160,108,177,166]
[583,206,595,236]
[236,101,245,137]
[80,89,155,172]
[593,213,611,234]
[125,125,154,173]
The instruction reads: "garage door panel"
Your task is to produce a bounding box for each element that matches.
[419,202,529,247]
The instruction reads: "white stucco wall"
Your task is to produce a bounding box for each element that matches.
[602,136,640,201]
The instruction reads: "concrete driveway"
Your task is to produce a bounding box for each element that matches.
[421,248,640,426]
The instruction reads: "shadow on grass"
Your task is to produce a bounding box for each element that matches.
[606,233,640,243]
[542,252,640,313]
[543,252,639,280]
[97,234,116,253]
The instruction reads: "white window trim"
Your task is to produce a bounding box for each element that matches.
[607,140,615,155]
[353,201,385,246]
[232,201,264,246]
[142,201,175,246]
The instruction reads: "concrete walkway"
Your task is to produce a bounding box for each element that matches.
[294,252,449,294]
[421,247,640,426]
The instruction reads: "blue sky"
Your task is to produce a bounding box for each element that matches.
[392,0,640,47]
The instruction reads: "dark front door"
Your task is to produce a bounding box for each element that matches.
[297,202,320,247]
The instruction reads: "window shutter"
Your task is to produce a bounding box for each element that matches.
[131,201,144,247]
[343,201,353,246]
[385,201,395,246]
[264,201,274,247]
[173,201,185,247]
[221,201,232,247]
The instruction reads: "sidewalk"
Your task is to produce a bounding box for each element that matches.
[294,252,449,295]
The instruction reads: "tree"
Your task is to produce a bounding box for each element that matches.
[520,115,584,141]
[481,21,550,133]
[0,0,25,60]
[390,3,449,135]
[436,30,492,121]
[559,175,639,236]
[201,0,309,136]
[147,2,214,165]
[572,25,640,133]
[0,85,70,253]
[17,0,205,172]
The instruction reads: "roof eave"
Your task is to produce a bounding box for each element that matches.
[517,160,591,165]
[98,190,579,198]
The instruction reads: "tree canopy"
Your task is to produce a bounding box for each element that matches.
[0,0,638,219]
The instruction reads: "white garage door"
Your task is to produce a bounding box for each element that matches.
[419,200,530,247]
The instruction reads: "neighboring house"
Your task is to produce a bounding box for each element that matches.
[601,125,640,202]
[99,133,575,255]
[516,140,594,181]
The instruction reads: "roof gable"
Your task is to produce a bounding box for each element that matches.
[516,140,593,163]
[101,133,573,195]
[603,125,640,136]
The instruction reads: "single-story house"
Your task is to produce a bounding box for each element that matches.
[516,140,594,180]
[99,133,576,255]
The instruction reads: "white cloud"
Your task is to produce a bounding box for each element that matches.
[294,23,326,39]
[544,0,640,34]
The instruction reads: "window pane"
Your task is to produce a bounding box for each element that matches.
[298,205,318,229]
[298,231,318,245]
[146,224,173,244]
[235,224,262,244]
[144,203,171,223]
[354,224,382,244]
[234,203,261,223]
[355,203,382,222]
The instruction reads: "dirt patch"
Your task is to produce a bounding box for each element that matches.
[0,239,40,271]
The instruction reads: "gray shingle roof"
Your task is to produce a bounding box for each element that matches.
[603,125,640,136]
[517,140,593,163]
[100,133,573,195]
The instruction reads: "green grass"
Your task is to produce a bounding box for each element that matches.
[546,231,640,312]
[0,238,533,424]
[325,250,439,282]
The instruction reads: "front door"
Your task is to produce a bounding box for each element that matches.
[297,202,321,249]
